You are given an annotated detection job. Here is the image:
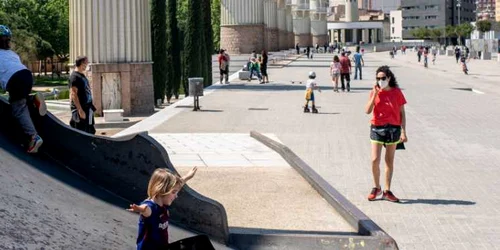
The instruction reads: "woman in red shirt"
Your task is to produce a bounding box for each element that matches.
[364,66,407,203]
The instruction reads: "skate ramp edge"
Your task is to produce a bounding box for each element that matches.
[249,131,400,250]
[0,97,230,244]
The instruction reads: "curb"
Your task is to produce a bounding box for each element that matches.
[250,131,399,249]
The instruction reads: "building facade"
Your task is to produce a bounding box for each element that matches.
[401,0,476,39]
[390,10,403,42]
[476,0,496,20]
[371,0,401,13]
[497,0,500,21]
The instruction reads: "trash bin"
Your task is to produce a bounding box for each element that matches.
[188,77,204,97]
[188,77,203,111]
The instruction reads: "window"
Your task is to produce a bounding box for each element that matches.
[425,16,437,20]
[392,17,395,24]
[392,27,395,33]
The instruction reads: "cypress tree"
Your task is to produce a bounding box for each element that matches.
[199,6,208,87]
[183,0,202,96]
[151,0,168,104]
[166,0,181,101]
[203,0,214,86]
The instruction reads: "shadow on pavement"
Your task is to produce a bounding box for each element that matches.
[400,199,476,205]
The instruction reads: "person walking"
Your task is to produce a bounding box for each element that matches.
[330,55,341,92]
[455,46,461,63]
[306,46,311,59]
[365,65,407,203]
[296,43,300,55]
[0,25,46,153]
[69,56,96,134]
[248,57,263,83]
[353,48,364,80]
[218,49,230,84]
[339,52,352,92]
[261,50,269,83]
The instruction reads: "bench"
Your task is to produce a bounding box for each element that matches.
[103,109,124,122]
[239,71,251,80]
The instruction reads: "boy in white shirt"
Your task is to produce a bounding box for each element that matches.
[0,25,46,153]
[304,71,321,113]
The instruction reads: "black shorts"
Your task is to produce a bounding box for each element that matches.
[6,69,33,102]
[370,124,401,145]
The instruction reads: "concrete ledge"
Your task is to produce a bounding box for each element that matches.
[0,96,230,244]
[250,131,399,249]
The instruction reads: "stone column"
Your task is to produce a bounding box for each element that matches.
[277,0,287,50]
[292,0,311,46]
[373,28,379,43]
[341,29,346,44]
[264,0,279,51]
[352,28,358,44]
[69,0,153,116]
[286,5,294,49]
[362,29,369,43]
[221,0,265,54]
[310,0,328,47]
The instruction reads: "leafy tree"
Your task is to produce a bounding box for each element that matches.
[151,0,168,103]
[430,28,442,43]
[183,0,202,97]
[204,0,214,86]
[211,0,220,50]
[166,0,182,101]
[475,20,492,33]
[456,23,474,45]
[410,27,430,40]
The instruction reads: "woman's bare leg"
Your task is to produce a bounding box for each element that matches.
[371,143,383,188]
[384,144,397,191]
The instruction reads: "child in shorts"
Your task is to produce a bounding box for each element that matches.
[304,71,321,113]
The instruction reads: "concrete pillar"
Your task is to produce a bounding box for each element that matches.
[310,0,328,47]
[69,0,153,116]
[285,5,294,48]
[277,0,287,50]
[293,0,311,46]
[345,0,359,22]
[264,0,279,52]
[373,28,379,43]
[362,29,369,43]
[352,28,358,44]
[341,29,346,44]
[221,0,265,54]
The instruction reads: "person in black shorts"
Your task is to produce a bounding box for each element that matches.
[69,56,96,134]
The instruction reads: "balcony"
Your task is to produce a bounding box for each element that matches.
[296,3,310,10]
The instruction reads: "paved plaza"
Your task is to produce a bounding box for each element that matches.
[119,50,500,249]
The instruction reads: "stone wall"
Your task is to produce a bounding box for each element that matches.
[88,63,154,116]
[279,30,288,50]
[295,34,312,47]
[312,35,328,47]
[265,28,280,52]
[289,32,295,49]
[221,25,265,54]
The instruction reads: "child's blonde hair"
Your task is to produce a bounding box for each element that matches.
[147,168,182,199]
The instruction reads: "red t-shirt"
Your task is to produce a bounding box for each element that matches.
[370,87,407,126]
[339,56,351,73]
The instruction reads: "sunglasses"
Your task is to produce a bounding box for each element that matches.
[376,76,387,81]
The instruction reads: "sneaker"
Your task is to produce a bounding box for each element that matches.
[382,190,400,202]
[27,135,43,153]
[367,187,382,201]
[33,92,47,116]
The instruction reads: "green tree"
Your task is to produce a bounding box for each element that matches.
[166,0,182,101]
[475,20,492,33]
[457,23,474,45]
[151,0,168,103]
[183,0,202,97]
[203,0,214,86]
[211,0,220,50]
[410,27,430,40]
[430,28,442,43]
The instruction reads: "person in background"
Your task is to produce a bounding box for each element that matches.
[69,56,96,135]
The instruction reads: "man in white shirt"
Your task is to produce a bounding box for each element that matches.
[0,25,46,153]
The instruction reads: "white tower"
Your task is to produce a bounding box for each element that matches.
[345,0,359,22]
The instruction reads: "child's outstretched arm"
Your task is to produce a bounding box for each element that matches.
[181,166,198,183]
[128,204,152,217]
